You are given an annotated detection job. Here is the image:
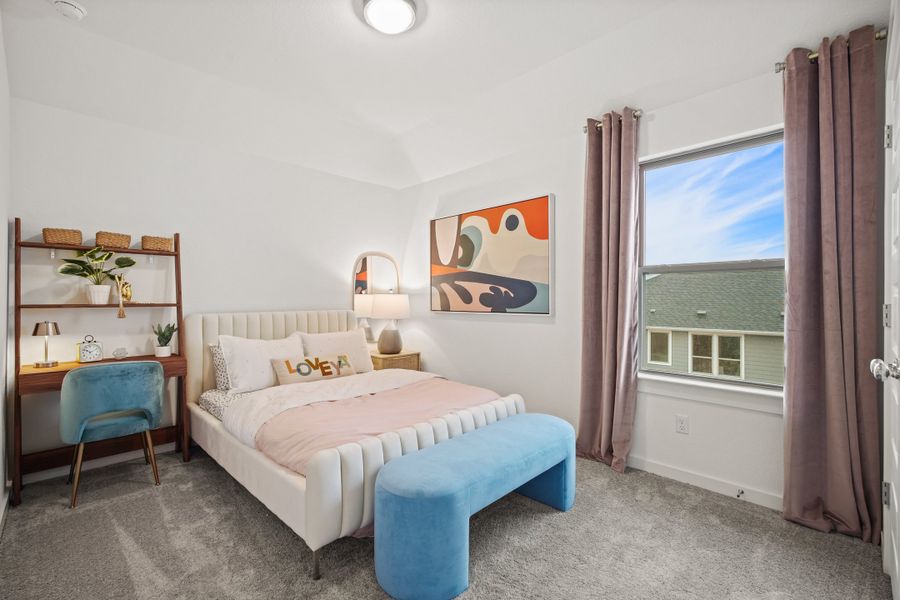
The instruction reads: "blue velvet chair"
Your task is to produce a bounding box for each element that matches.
[60,361,164,507]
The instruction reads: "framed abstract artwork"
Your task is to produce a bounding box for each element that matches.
[430,195,552,314]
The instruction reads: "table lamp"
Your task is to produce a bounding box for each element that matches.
[372,293,410,354]
[354,293,375,343]
[32,321,60,368]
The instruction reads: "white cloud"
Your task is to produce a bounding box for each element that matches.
[644,142,783,265]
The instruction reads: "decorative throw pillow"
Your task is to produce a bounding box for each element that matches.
[301,329,373,373]
[199,388,240,421]
[208,344,230,391]
[218,332,304,393]
[271,354,356,385]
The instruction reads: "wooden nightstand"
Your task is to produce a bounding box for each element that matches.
[371,350,420,371]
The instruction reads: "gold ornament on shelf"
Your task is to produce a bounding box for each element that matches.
[114,275,132,319]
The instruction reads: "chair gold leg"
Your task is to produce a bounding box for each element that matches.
[140,432,150,465]
[70,443,85,508]
[66,445,78,484]
[144,430,160,486]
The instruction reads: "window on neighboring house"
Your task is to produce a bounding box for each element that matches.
[647,330,671,365]
[688,333,744,378]
[717,335,743,377]
[639,132,785,387]
[690,333,713,374]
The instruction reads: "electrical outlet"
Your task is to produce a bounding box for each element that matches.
[675,414,690,435]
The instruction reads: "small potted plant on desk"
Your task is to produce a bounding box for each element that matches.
[57,247,136,304]
[152,323,177,358]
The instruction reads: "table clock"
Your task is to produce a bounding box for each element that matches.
[76,335,103,363]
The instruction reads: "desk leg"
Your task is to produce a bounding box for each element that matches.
[179,376,190,462]
[11,393,22,506]
[174,378,182,455]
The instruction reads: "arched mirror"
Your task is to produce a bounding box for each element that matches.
[353,252,400,295]
[352,252,401,343]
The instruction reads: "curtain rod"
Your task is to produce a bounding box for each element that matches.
[582,109,643,133]
[774,27,887,73]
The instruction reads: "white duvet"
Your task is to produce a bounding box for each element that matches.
[222,369,439,448]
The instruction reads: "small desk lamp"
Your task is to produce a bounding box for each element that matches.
[32,321,60,368]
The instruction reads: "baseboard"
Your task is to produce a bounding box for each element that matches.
[23,442,176,485]
[21,425,176,475]
[627,454,783,511]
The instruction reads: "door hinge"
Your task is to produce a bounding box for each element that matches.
[887,125,894,149]
[885,304,892,328]
[884,481,892,507]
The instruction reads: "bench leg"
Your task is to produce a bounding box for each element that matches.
[376,491,470,600]
[312,549,321,580]
[515,453,575,512]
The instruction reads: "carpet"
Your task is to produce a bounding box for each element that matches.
[0,451,891,599]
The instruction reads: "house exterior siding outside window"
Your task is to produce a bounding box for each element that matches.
[641,269,784,386]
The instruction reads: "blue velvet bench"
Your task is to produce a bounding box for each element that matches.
[374,413,575,600]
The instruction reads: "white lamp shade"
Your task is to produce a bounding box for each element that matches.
[354,293,374,318]
[371,293,410,320]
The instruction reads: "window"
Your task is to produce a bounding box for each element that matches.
[717,335,742,377]
[647,330,671,365]
[688,332,744,379]
[690,333,713,374]
[640,132,785,387]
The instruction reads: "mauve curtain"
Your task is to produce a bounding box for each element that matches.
[577,108,640,473]
[783,25,881,543]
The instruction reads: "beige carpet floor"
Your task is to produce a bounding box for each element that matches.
[0,451,891,599]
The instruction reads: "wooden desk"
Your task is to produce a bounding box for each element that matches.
[12,354,187,506]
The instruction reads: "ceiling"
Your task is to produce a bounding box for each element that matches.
[0,0,891,188]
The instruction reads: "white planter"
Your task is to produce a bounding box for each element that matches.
[86,284,111,304]
[154,346,172,358]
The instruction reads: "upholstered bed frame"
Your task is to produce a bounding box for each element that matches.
[184,309,526,577]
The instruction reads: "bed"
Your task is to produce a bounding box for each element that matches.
[183,309,526,576]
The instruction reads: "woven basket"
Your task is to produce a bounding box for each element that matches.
[42,228,83,246]
[141,235,173,252]
[96,231,131,249]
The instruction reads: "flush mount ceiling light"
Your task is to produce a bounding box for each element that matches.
[51,0,87,21]
[363,0,416,35]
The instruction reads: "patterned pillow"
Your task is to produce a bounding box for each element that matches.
[271,354,355,385]
[199,388,241,421]
[208,344,230,391]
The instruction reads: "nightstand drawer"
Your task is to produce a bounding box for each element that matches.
[371,351,420,371]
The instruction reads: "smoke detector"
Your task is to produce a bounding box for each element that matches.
[52,0,87,21]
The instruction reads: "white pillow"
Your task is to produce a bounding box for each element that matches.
[218,332,304,393]
[301,329,373,373]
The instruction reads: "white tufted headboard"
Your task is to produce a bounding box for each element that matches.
[184,310,357,404]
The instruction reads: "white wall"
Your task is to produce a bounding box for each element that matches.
[11,99,414,460]
[0,12,9,509]
[400,73,786,510]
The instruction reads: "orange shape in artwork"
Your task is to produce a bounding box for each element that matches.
[430,264,466,276]
[461,196,549,240]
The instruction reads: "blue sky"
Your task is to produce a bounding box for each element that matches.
[644,140,784,265]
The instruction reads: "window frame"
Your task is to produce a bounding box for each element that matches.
[687,332,745,381]
[646,328,672,366]
[715,333,745,380]
[638,130,784,390]
[688,332,714,375]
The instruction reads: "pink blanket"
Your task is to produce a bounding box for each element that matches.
[255,378,500,476]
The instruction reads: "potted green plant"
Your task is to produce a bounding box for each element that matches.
[152,323,177,357]
[57,247,136,304]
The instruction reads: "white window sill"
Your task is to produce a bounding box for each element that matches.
[637,371,784,415]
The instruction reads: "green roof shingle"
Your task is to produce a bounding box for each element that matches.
[644,269,784,333]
